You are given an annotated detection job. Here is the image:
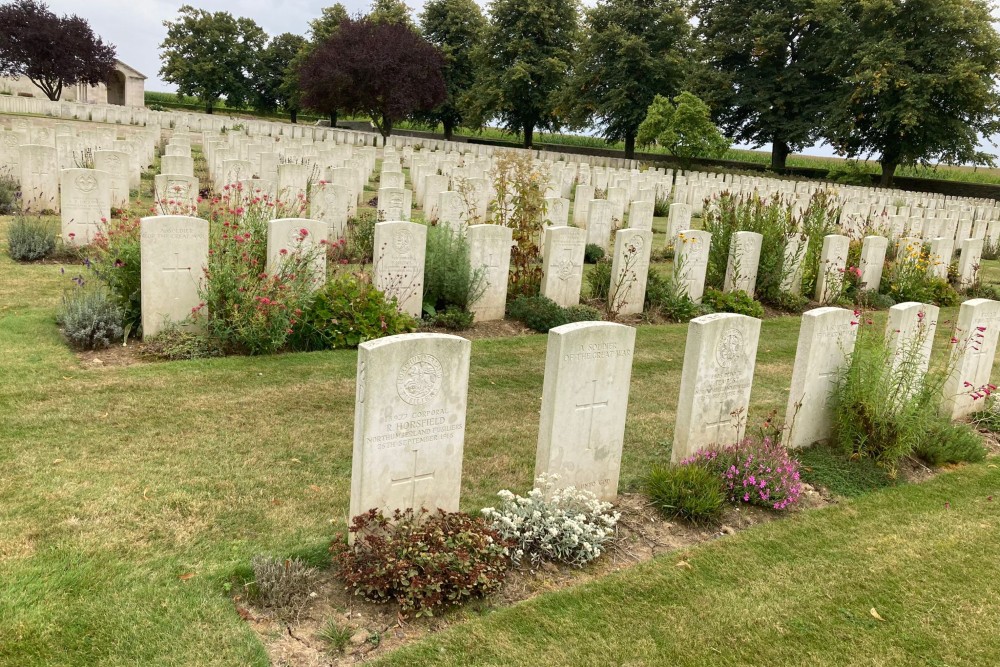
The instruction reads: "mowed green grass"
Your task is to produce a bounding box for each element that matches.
[2,213,1000,665]
[375,463,1000,667]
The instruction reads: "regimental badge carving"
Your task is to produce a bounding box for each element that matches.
[393,229,412,255]
[107,154,123,173]
[556,258,575,281]
[2,133,16,147]
[167,181,190,198]
[631,235,646,256]
[715,327,746,369]
[75,173,99,193]
[396,354,443,405]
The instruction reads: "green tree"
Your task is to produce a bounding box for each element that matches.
[159,5,267,114]
[694,0,836,170]
[251,32,307,122]
[560,0,690,159]
[419,0,486,140]
[309,3,350,43]
[467,0,579,148]
[823,0,1000,186]
[367,0,414,28]
[637,92,730,162]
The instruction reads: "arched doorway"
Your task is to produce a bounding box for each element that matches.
[107,70,126,106]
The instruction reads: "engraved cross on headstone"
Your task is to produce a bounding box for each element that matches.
[704,401,734,444]
[576,378,610,451]
[391,448,436,508]
[162,252,193,301]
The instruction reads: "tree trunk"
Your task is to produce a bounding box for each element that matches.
[443,120,454,141]
[523,123,534,149]
[770,140,790,171]
[879,158,898,187]
[290,109,298,124]
[624,131,636,160]
[330,111,338,128]
[381,115,393,140]
[206,103,214,115]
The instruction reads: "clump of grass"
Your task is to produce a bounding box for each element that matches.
[796,442,896,498]
[317,618,353,655]
[645,464,724,524]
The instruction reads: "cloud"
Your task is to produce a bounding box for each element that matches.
[43,0,420,90]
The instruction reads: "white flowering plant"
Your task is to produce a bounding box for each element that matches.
[481,474,620,568]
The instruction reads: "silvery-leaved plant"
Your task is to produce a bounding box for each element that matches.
[481,474,620,567]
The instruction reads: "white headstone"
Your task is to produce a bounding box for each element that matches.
[535,322,636,501]
[18,144,59,212]
[586,200,612,250]
[153,174,198,215]
[957,237,983,288]
[609,228,653,316]
[674,230,710,303]
[627,200,654,232]
[666,203,692,247]
[672,313,761,462]
[784,307,859,448]
[94,150,129,210]
[886,301,938,378]
[60,168,110,246]
[815,234,850,303]
[927,237,953,280]
[723,231,763,296]
[374,221,427,318]
[541,226,587,307]
[942,298,1000,419]
[467,224,513,321]
[350,333,471,526]
[858,235,888,292]
[265,217,328,286]
[781,235,807,295]
[140,216,209,338]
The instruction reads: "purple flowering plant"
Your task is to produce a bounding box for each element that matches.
[682,436,802,511]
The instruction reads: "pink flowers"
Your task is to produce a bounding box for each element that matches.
[682,437,802,511]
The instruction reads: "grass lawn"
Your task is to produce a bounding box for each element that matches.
[3,156,1000,663]
[374,461,1000,667]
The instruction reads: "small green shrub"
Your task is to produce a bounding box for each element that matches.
[653,194,670,217]
[344,210,376,263]
[645,270,700,322]
[57,281,124,350]
[507,295,567,332]
[0,170,18,214]
[913,421,986,466]
[583,243,605,264]
[433,305,475,330]
[563,304,602,323]
[90,215,142,334]
[423,225,486,314]
[700,288,764,318]
[248,555,318,617]
[586,259,612,300]
[971,398,1000,433]
[8,214,56,261]
[331,508,512,617]
[768,290,809,313]
[289,274,417,351]
[645,464,724,524]
[855,289,895,310]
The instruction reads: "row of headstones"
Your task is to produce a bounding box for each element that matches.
[8,96,1000,222]
[348,297,1000,522]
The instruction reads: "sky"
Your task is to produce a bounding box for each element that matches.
[43,0,999,162]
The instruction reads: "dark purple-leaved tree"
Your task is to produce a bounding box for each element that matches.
[299,18,446,139]
[0,0,117,101]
